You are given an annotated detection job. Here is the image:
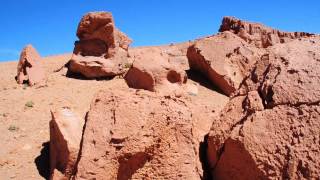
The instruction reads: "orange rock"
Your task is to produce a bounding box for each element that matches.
[49,107,84,179]
[16,44,46,86]
[219,16,314,48]
[75,89,206,179]
[187,32,262,96]
[207,37,320,179]
[68,12,132,78]
[125,46,187,93]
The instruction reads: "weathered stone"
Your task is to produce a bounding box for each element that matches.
[68,12,132,78]
[187,32,262,96]
[207,37,320,179]
[75,89,205,179]
[219,16,314,48]
[125,47,187,93]
[16,44,46,86]
[49,107,84,179]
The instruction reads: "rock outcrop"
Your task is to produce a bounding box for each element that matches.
[187,32,262,96]
[45,13,320,180]
[49,107,84,179]
[68,12,132,78]
[207,37,320,179]
[16,44,46,86]
[74,88,212,179]
[219,16,314,48]
[125,46,187,93]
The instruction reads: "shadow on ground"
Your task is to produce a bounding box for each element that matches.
[35,141,50,180]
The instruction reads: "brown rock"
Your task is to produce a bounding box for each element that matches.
[49,107,84,179]
[187,32,262,96]
[75,88,206,179]
[207,37,320,179]
[219,16,314,48]
[16,44,46,86]
[68,12,132,78]
[125,46,187,93]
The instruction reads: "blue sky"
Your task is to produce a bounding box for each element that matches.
[0,0,319,61]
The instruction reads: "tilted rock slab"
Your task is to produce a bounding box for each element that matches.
[68,12,132,78]
[207,37,320,179]
[49,107,84,179]
[187,32,262,96]
[75,89,208,179]
[16,44,46,86]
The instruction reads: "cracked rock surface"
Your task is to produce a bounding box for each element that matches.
[75,88,227,179]
[207,37,320,179]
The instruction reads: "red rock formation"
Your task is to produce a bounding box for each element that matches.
[74,89,206,179]
[68,12,132,78]
[187,32,262,96]
[46,14,320,180]
[16,44,46,86]
[207,37,320,179]
[49,107,84,179]
[220,16,314,48]
[125,46,187,93]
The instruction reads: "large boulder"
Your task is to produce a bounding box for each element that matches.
[16,44,46,86]
[219,16,314,48]
[207,37,320,179]
[49,107,84,179]
[187,32,262,96]
[125,46,187,93]
[68,12,132,78]
[74,88,210,179]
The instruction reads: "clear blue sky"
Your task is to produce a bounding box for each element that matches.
[0,0,319,61]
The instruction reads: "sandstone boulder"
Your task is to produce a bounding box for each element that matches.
[75,88,209,179]
[49,107,84,179]
[125,47,187,93]
[207,37,320,179]
[68,12,132,78]
[16,44,46,86]
[219,16,314,48]
[187,32,262,96]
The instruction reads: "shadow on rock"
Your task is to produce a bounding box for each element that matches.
[186,69,225,95]
[35,141,50,180]
[199,134,212,180]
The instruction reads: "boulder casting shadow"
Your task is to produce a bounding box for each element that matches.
[35,142,50,180]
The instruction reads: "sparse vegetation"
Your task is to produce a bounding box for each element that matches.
[25,101,34,108]
[124,63,132,69]
[8,125,19,132]
[23,84,28,90]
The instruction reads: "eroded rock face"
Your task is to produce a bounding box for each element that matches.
[49,107,84,179]
[219,16,314,48]
[75,89,207,179]
[207,37,320,179]
[125,46,187,93]
[68,12,132,78]
[16,44,46,86]
[187,32,262,96]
